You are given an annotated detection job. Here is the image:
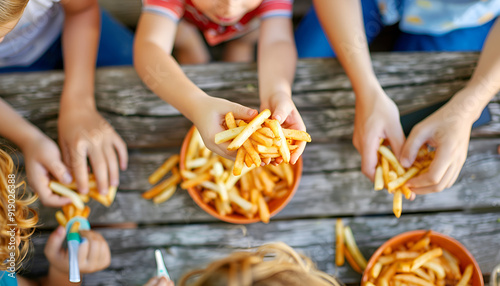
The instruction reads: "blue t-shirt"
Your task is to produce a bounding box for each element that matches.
[376,0,500,35]
[0,271,18,286]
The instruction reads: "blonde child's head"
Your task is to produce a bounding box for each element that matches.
[0,147,38,272]
[178,242,344,286]
[0,0,29,41]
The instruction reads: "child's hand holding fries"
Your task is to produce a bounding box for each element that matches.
[190,97,259,161]
[374,141,435,218]
[215,109,311,176]
[399,105,472,194]
[259,94,308,165]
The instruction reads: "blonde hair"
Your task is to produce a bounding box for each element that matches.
[0,0,29,24]
[179,242,343,286]
[0,147,38,271]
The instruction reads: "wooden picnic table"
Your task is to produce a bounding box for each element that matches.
[1,52,500,286]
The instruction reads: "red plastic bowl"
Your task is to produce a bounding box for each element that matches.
[180,126,302,224]
[362,230,483,286]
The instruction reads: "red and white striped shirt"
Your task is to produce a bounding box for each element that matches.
[142,0,293,46]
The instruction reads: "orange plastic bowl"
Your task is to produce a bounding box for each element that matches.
[362,230,483,286]
[180,126,302,224]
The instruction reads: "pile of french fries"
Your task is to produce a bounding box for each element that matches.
[215,109,311,176]
[181,128,296,223]
[335,218,368,274]
[142,154,182,204]
[364,231,474,286]
[49,175,118,227]
[374,141,435,218]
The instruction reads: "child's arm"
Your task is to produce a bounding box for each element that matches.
[400,18,500,194]
[57,0,128,196]
[312,0,405,179]
[258,16,305,164]
[134,13,257,159]
[0,99,72,206]
[17,226,111,286]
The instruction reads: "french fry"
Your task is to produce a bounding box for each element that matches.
[148,154,180,185]
[371,262,383,279]
[256,145,279,154]
[344,245,363,274]
[186,128,202,163]
[393,274,434,286]
[282,128,311,142]
[264,119,290,163]
[225,112,237,129]
[374,166,384,191]
[378,145,405,176]
[55,211,67,227]
[381,157,390,187]
[388,167,420,192]
[69,221,81,233]
[228,188,253,213]
[378,263,398,286]
[107,186,118,206]
[180,172,212,189]
[411,248,443,271]
[422,261,446,279]
[250,131,274,147]
[257,193,270,223]
[335,218,345,266]
[215,126,245,144]
[281,163,294,187]
[143,171,181,199]
[233,148,246,176]
[153,185,177,204]
[257,127,274,138]
[242,139,261,166]
[89,188,111,207]
[401,185,413,200]
[81,206,91,218]
[456,264,473,286]
[49,181,85,210]
[344,226,367,270]
[195,156,219,175]
[393,190,402,218]
[228,109,271,150]
[186,157,208,169]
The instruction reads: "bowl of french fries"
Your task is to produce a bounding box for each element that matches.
[180,126,302,224]
[362,230,483,286]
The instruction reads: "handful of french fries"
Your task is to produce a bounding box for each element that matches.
[178,127,296,223]
[335,218,368,274]
[49,175,118,227]
[215,109,311,176]
[142,154,182,204]
[364,231,474,286]
[374,141,435,218]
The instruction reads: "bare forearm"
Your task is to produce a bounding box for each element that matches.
[457,18,500,120]
[134,40,208,122]
[312,0,380,96]
[0,99,42,149]
[60,0,100,109]
[258,40,296,100]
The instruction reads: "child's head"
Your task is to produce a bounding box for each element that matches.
[192,0,263,25]
[178,242,343,286]
[0,147,38,272]
[0,0,29,42]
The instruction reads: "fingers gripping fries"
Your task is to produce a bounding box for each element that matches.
[51,174,118,228]
[374,141,436,217]
[215,109,311,171]
[182,127,297,223]
[365,231,474,286]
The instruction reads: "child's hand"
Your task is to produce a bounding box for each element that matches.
[21,133,73,207]
[192,96,258,160]
[260,93,306,165]
[353,88,405,181]
[44,226,111,275]
[144,277,174,286]
[58,108,128,195]
[399,98,474,194]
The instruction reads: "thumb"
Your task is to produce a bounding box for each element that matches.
[400,127,430,168]
[271,103,293,125]
[231,104,258,122]
[44,226,66,261]
[48,159,73,184]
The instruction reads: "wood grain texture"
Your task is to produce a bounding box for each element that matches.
[25,211,500,285]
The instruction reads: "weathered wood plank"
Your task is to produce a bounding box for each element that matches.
[25,211,500,285]
[33,146,500,227]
